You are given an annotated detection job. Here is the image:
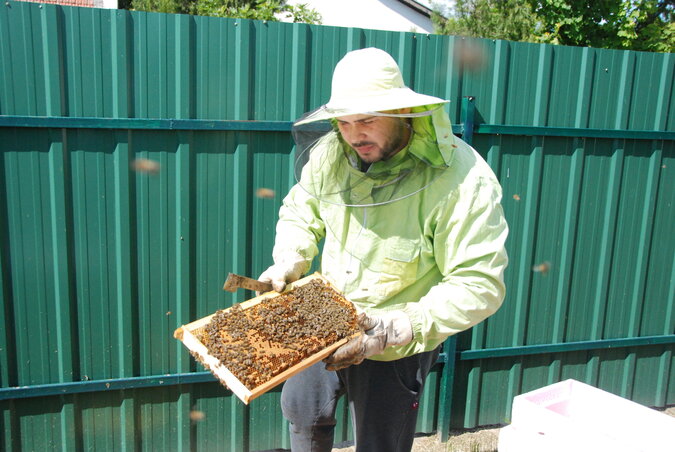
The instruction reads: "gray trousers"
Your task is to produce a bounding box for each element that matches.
[280,347,440,452]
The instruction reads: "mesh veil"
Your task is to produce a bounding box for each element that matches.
[291,108,448,208]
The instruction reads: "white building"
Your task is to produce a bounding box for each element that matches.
[283,0,438,34]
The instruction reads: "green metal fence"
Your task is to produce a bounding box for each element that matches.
[1,2,673,450]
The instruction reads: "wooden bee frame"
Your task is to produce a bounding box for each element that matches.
[174,273,359,404]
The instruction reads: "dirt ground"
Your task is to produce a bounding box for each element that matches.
[331,406,675,452]
[331,427,500,452]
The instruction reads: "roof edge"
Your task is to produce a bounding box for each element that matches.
[396,0,433,18]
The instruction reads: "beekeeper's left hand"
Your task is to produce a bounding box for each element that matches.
[324,310,412,371]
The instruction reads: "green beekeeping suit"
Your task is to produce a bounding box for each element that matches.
[272,105,509,361]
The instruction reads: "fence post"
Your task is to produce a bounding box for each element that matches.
[438,335,457,442]
[461,96,475,145]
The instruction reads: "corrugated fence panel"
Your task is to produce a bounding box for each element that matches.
[641,138,675,407]
[1,2,673,447]
[457,129,674,426]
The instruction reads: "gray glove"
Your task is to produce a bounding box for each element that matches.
[324,310,413,371]
[257,252,307,293]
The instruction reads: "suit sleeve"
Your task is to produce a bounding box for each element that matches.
[401,174,509,352]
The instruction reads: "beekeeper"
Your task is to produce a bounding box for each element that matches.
[259,47,509,452]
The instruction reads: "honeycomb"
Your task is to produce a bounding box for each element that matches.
[194,279,359,390]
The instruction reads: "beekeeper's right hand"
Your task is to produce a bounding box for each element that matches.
[257,252,308,294]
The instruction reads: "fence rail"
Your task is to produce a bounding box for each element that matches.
[2,115,674,141]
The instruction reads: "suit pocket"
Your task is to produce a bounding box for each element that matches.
[376,238,420,298]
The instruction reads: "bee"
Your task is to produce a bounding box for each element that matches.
[130,158,160,174]
[532,261,552,275]
[255,187,276,199]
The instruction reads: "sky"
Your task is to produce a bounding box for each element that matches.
[416,0,454,13]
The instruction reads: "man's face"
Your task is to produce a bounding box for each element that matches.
[336,112,411,164]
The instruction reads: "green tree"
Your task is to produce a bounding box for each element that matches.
[432,0,540,42]
[432,0,674,52]
[530,0,674,52]
[130,0,183,13]
[130,0,322,24]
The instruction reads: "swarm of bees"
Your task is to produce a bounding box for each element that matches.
[195,280,358,389]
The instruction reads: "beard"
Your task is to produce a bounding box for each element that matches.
[351,119,411,164]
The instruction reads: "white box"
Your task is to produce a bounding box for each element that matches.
[499,379,675,452]
[499,423,635,452]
